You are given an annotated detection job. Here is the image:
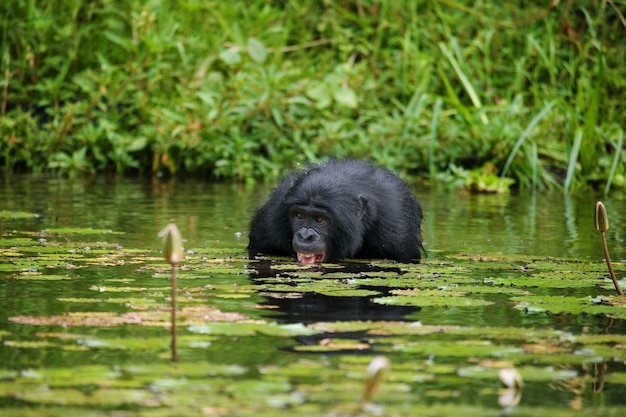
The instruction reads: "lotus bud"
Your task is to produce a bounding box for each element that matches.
[499,367,523,389]
[159,223,184,265]
[595,201,609,232]
[363,356,390,401]
[594,202,623,296]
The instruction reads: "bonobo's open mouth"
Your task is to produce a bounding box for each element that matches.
[297,252,326,264]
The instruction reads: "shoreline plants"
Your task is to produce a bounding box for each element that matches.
[1,1,625,192]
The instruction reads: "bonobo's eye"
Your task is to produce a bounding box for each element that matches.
[315,216,326,224]
[295,212,304,220]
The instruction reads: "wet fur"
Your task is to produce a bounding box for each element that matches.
[248,159,424,263]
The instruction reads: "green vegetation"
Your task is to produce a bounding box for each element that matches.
[2,224,626,415]
[1,1,625,191]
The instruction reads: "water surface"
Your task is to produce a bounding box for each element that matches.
[3,174,624,258]
[1,174,625,416]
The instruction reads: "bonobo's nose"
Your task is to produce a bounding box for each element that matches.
[296,228,317,242]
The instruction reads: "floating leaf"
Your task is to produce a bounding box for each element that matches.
[9,306,252,327]
[373,288,494,307]
[42,227,121,235]
[0,210,40,219]
[294,337,371,353]
[188,322,317,337]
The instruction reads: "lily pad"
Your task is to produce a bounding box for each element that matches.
[373,288,495,307]
[188,322,318,337]
[0,210,40,219]
[42,227,122,235]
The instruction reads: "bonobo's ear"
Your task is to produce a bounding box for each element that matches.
[357,195,368,220]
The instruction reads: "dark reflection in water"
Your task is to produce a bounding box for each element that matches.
[250,261,419,323]
[248,259,625,336]
[263,292,417,324]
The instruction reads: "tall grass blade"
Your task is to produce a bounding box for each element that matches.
[401,93,428,138]
[530,141,538,188]
[429,98,443,180]
[438,40,487,124]
[527,35,555,86]
[604,128,624,195]
[500,101,555,186]
[437,66,473,128]
[564,128,583,193]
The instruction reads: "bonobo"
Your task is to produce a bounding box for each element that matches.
[248,159,424,264]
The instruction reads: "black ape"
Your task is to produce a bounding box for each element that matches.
[248,159,424,263]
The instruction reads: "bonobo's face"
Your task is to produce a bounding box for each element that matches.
[289,205,330,264]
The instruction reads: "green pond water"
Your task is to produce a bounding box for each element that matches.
[1,174,626,417]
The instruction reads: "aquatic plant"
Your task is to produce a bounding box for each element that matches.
[594,201,623,296]
[363,356,390,402]
[498,368,523,410]
[159,223,185,361]
[5,222,626,416]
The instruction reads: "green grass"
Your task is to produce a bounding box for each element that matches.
[1,0,625,192]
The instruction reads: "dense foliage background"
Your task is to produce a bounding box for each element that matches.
[1,0,625,191]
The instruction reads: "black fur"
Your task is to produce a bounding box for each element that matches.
[248,159,424,263]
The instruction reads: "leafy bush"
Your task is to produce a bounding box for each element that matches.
[1,0,624,191]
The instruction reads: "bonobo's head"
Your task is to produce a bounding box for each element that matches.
[282,165,371,264]
[284,188,368,264]
[289,205,330,264]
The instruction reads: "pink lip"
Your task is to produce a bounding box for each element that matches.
[297,252,325,264]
